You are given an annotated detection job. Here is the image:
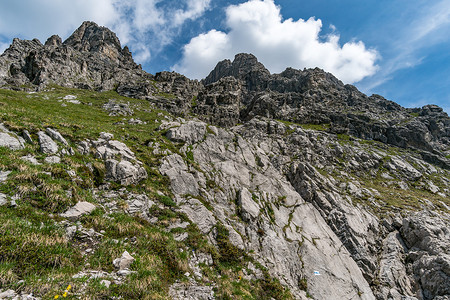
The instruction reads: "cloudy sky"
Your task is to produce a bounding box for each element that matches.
[0,0,449,112]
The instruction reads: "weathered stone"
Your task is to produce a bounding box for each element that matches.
[165,120,206,144]
[0,289,17,298]
[103,99,133,116]
[0,193,8,206]
[22,130,33,143]
[170,282,215,300]
[237,187,260,222]
[105,159,147,186]
[37,131,58,154]
[0,131,24,150]
[44,155,61,164]
[61,201,96,220]
[179,198,216,234]
[0,170,10,183]
[160,154,199,196]
[45,128,68,146]
[20,155,41,165]
[113,250,135,270]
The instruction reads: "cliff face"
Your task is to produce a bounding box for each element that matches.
[0,22,449,300]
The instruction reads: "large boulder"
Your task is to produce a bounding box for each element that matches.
[0,124,24,150]
[105,159,147,186]
[37,131,58,154]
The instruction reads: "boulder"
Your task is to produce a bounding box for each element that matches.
[44,155,61,164]
[61,201,96,220]
[113,251,135,270]
[0,126,24,150]
[0,170,10,183]
[45,128,68,146]
[105,159,147,186]
[37,131,58,154]
[165,120,207,144]
[0,193,8,206]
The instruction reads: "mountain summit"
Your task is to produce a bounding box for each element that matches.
[0,22,449,300]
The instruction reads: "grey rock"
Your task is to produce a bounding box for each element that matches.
[1,21,146,91]
[0,290,17,298]
[162,121,376,299]
[20,155,41,165]
[0,170,10,182]
[105,159,147,186]
[179,198,216,234]
[22,130,33,143]
[170,282,215,300]
[103,99,133,116]
[0,130,24,150]
[126,193,155,215]
[400,211,450,299]
[99,132,114,140]
[377,232,416,298]
[44,155,61,164]
[160,154,199,196]
[113,250,135,270]
[387,156,422,180]
[174,232,189,241]
[166,120,206,144]
[61,201,96,220]
[237,187,260,221]
[65,225,77,240]
[0,193,8,206]
[45,128,68,146]
[37,131,58,154]
[63,94,76,100]
[100,280,111,288]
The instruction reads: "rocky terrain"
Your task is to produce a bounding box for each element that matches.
[0,21,449,300]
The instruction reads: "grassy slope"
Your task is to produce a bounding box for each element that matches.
[0,87,291,299]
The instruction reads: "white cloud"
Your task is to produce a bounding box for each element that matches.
[106,0,212,63]
[0,0,211,65]
[173,0,212,27]
[175,0,378,83]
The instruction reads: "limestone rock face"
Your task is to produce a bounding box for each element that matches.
[163,119,375,300]
[194,76,243,127]
[165,120,206,144]
[201,55,450,166]
[400,212,450,299]
[1,22,449,300]
[0,21,149,91]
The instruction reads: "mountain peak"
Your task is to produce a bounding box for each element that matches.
[203,53,270,85]
[63,21,122,56]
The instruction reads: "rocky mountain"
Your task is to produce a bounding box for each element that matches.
[0,21,449,300]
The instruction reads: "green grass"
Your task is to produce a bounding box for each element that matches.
[0,86,292,299]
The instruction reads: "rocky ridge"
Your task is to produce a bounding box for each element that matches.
[0,22,449,300]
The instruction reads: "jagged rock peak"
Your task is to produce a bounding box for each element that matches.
[45,35,62,47]
[63,21,122,55]
[203,53,270,85]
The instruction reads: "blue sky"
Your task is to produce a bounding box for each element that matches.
[0,0,449,113]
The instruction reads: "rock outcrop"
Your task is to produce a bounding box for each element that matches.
[0,21,150,91]
[0,22,448,300]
